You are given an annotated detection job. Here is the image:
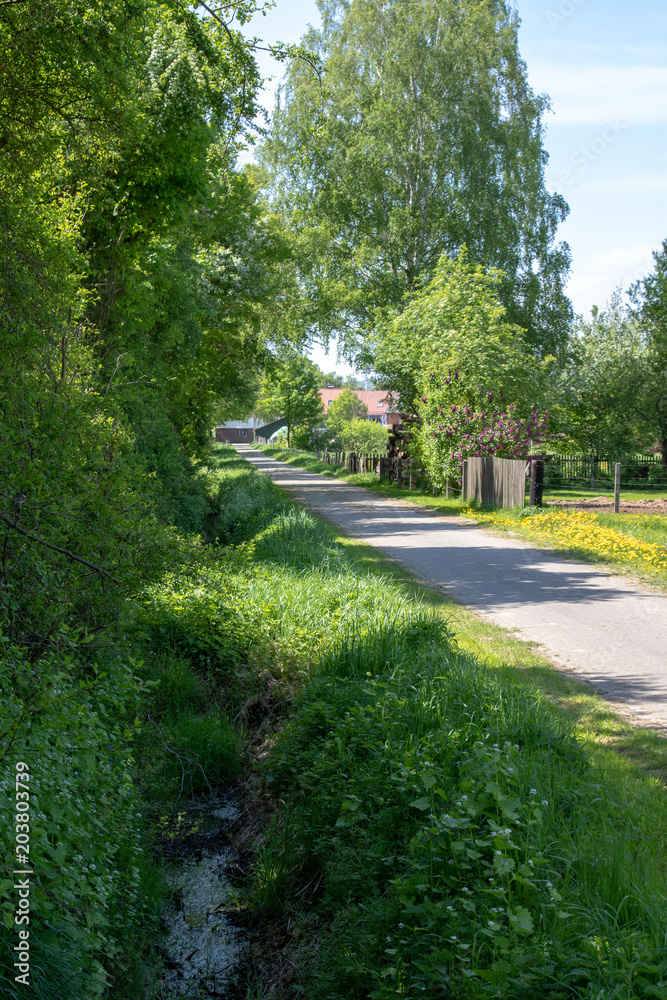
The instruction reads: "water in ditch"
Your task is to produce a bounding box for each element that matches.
[159,797,245,998]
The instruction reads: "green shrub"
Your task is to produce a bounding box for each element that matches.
[198,448,290,544]
[150,650,210,718]
[0,643,157,1000]
[137,575,253,672]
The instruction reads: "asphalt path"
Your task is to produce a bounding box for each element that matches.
[235,445,667,728]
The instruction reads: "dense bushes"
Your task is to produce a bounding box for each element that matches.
[0,645,154,999]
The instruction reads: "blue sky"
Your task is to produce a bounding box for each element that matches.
[240,0,667,374]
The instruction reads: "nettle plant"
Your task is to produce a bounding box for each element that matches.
[387,741,563,995]
[416,370,548,490]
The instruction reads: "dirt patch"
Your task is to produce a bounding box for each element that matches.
[547,496,667,515]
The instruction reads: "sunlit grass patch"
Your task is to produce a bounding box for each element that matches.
[464,507,667,585]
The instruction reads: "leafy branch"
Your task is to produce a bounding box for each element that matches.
[0,512,121,585]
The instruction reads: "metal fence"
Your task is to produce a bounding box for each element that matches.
[544,453,665,490]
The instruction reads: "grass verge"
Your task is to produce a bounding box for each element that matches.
[205,445,667,999]
[463,507,667,590]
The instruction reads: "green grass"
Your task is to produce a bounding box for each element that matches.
[462,506,667,591]
[199,445,667,999]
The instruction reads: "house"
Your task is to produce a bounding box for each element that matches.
[318,388,401,427]
[215,418,259,443]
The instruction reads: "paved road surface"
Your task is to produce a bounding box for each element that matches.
[235,446,667,728]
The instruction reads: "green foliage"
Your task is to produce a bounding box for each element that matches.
[373,249,547,414]
[199,448,292,543]
[321,372,365,389]
[161,711,242,797]
[262,0,572,354]
[631,241,667,469]
[0,643,155,999]
[334,418,389,455]
[0,343,178,648]
[550,292,648,459]
[257,349,325,446]
[371,250,549,485]
[324,389,390,452]
[137,575,253,673]
[327,388,369,425]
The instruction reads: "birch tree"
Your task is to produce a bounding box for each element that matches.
[262,0,572,357]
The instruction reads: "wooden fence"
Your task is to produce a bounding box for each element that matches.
[463,457,527,508]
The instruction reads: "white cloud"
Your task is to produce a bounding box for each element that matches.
[529,63,667,125]
[566,243,657,313]
[583,175,667,196]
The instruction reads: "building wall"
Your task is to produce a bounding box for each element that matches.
[215,427,255,443]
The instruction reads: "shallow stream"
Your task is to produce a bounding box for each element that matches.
[160,797,245,998]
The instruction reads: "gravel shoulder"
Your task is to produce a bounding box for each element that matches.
[236,445,667,729]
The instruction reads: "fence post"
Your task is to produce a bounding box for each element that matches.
[614,462,621,513]
[590,455,595,490]
[379,457,385,481]
[529,460,544,507]
[409,460,414,490]
[397,457,403,488]
[462,461,468,501]
[446,479,451,499]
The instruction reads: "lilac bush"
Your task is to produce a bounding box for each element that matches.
[416,369,548,489]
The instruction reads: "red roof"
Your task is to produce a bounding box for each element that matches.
[318,388,400,419]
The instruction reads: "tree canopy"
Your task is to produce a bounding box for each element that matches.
[257,349,325,445]
[548,293,646,460]
[631,242,667,469]
[327,388,369,424]
[370,249,548,415]
[261,0,572,358]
